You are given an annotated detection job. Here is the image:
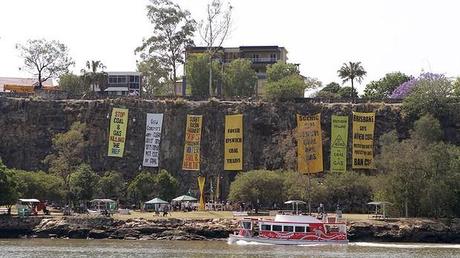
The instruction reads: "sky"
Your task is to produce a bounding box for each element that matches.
[1,0,460,93]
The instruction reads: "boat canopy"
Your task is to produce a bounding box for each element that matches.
[18,199,40,203]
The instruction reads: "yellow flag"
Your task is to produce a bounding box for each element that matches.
[198,176,206,211]
[224,114,243,170]
[108,108,129,157]
[297,114,323,174]
[182,115,202,171]
[352,112,375,169]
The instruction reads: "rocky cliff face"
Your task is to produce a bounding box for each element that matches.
[0,97,409,194]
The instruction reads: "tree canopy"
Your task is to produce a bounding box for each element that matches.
[364,72,411,100]
[223,58,257,97]
[186,53,222,97]
[81,60,108,94]
[264,62,313,100]
[59,73,89,97]
[17,39,74,88]
[137,56,170,96]
[136,0,196,94]
[68,164,100,203]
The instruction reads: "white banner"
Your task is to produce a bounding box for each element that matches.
[143,113,163,167]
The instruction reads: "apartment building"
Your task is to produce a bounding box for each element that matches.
[105,72,142,96]
[185,45,288,96]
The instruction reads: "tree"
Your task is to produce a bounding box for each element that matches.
[127,171,157,207]
[59,73,89,97]
[223,58,257,97]
[81,60,108,93]
[17,39,74,88]
[136,0,196,95]
[0,159,18,208]
[337,86,358,99]
[156,169,178,201]
[137,56,170,96]
[376,115,460,217]
[228,170,285,213]
[98,171,125,200]
[264,62,312,100]
[44,122,88,187]
[11,170,65,202]
[364,72,411,100]
[400,73,454,117]
[68,164,100,203]
[315,82,341,99]
[198,0,232,96]
[337,61,367,102]
[186,53,222,97]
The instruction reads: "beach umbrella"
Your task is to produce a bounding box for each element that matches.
[145,198,169,204]
[172,195,197,202]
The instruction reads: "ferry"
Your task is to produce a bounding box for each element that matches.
[228,203,348,245]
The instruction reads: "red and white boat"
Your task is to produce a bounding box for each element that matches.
[228,212,348,245]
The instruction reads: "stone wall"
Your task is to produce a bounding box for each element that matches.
[0,97,410,195]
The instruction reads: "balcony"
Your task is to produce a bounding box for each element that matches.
[250,57,278,63]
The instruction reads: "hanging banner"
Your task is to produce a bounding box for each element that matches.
[108,108,129,157]
[352,112,375,169]
[224,114,243,170]
[143,113,163,167]
[330,115,349,172]
[182,115,203,171]
[296,114,323,174]
[198,176,206,211]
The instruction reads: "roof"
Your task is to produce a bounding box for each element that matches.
[107,72,141,76]
[145,198,169,204]
[105,87,129,92]
[18,198,40,203]
[0,77,54,92]
[90,199,116,203]
[284,200,306,205]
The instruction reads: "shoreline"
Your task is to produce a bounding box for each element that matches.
[0,215,458,243]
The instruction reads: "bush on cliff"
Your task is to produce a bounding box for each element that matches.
[156,169,179,202]
[127,170,178,207]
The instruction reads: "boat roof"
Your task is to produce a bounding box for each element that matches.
[273,214,323,223]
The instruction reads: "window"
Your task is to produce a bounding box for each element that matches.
[283,226,294,232]
[272,225,282,231]
[295,226,305,233]
[261,224,271,231]
[242,221,252,230]
[270,53,277,61]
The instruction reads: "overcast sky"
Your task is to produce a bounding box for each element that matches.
[1,0,460,92]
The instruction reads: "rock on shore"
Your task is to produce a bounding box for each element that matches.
[1,215,459,243]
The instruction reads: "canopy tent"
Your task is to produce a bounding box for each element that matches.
[145,198,169,204]
[89,199,117,212]
[172,195,197,202]
[284,200,306,215]
[367,201,392,219]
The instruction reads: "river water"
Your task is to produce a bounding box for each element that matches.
[0,239,459,258]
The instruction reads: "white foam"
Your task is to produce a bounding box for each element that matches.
[234,240,274,246]
[351,242,460,249]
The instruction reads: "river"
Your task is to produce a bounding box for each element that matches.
[0,239,459,258]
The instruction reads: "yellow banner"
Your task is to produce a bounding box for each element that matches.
[297,114,323,174]
[108,108,129,157]
[352,112,375,169]
[198,176,206,211]
[182,115,203,171]
[224,114,243,170]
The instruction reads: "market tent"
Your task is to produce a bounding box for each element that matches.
[284,200,306,214]
[145,198,169,204]
[172,195,197,202]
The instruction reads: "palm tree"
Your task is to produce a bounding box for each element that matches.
[337,61,367,102]
[81,60,107,93]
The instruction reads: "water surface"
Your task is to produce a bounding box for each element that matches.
[0,239,459,258]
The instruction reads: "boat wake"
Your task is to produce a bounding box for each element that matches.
[350,242,460,249]
[232,240,274,246]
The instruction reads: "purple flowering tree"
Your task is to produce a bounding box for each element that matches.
[390,73,447,99]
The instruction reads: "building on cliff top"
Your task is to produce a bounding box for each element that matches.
[105,72,142,96]
[182,46,289,97]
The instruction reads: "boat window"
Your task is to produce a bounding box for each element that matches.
[325,224,339,233]
[283,226,294,232]
[272,225,282,231]
[295,226,305,233]
[242,221,252,230]
[261,224,271,231]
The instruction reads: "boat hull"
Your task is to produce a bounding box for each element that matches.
[228,234,349,245]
